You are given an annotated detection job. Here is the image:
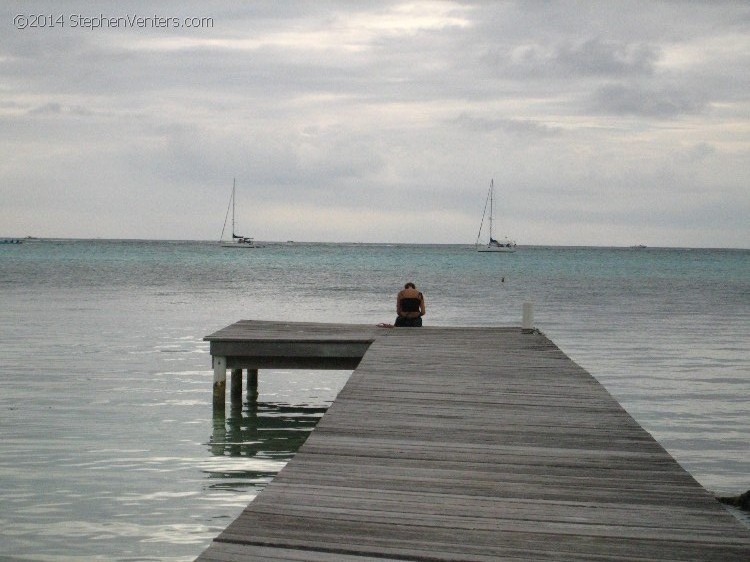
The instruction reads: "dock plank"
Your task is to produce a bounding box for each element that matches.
[198,322,750,561]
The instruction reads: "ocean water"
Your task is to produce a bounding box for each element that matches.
[0,240,748,560]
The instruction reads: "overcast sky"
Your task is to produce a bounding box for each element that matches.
[2,1,749,247]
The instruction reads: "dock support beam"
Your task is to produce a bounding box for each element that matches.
[213,356,227,412]
[214,364,259,413]
[247,368,258,403]
[231,368,243,406]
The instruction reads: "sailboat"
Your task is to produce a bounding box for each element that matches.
[475,179,516,253]
[220,179,265,248]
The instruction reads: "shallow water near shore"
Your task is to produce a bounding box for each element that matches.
[1,240,748,560]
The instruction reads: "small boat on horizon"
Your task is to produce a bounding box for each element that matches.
[475,179,517,253]
[220,179,265,249]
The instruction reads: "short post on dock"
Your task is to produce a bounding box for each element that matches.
[522,301,534,333]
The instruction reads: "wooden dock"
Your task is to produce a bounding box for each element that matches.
[199,321,750,561]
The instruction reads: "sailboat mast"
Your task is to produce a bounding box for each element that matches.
[489,179,494,240]
[231,178,236,237]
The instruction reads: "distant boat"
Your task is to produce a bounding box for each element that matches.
[630,244,647,249]
[220,179,265,249]
[475,179,516,253]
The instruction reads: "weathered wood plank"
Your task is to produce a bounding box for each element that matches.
[196,321,750,561]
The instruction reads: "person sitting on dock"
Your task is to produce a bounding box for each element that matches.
[395,282,426,327]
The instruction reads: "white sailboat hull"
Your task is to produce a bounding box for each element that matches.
[221,240,265,248]
[478,245,516,253]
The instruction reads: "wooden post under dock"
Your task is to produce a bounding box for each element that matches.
[200,320,750,561]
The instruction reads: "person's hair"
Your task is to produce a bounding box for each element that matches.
[404,282,416,289]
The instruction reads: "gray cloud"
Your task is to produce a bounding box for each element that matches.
[590,82,709,117]
[451,113,562,137]
[485,37,659,79]
[556,38,659,76]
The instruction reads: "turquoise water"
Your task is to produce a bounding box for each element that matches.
[1,240,748,560]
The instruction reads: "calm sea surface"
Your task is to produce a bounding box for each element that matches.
[1,240,748,560]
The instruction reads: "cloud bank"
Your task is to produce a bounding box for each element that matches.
[1,1,749,247]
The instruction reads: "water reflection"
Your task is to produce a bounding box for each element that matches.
[209,400,327,469]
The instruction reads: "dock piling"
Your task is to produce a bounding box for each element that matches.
[230,368,242,406]
[214,366,259,413]
[246,368,258,403]
[212,356,226,412]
